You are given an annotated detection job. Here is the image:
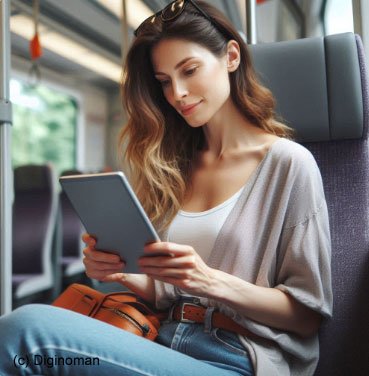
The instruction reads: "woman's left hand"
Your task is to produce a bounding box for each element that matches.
[138,242,217,297]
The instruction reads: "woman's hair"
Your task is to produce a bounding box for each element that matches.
[119,0,294,234]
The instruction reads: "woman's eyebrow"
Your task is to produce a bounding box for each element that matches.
[155,57,196,75]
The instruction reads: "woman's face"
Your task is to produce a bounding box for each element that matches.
[151,38,231,127]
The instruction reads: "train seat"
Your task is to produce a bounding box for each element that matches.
[59,170,86,285]
[12,164,59,305]
[250,32,369,375]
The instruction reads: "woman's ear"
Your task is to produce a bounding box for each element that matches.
[226,40,241,72]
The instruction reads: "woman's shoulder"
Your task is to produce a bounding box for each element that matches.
[271,137,318,170]
[268,137,324,192]
[269,138,327,226]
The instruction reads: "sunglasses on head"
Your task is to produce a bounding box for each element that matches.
[134,0,219,37]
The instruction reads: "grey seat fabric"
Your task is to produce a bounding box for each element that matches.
[12,164,58,303]
[251,33,364,142]
[250,33,369,375]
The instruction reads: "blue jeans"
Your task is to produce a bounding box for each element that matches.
[0,304,254,375]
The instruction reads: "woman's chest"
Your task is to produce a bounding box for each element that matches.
[182,154,263,212]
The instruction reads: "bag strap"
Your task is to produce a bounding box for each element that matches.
[104,291,168,320]
[68,284,168,323]
[53,283,102,316]
[104,291,139,303]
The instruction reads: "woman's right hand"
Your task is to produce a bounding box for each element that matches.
[82,233,126,283]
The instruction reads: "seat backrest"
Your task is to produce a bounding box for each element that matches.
[12,164,57,276]
[250,32,369,375]
[60,169,84,258]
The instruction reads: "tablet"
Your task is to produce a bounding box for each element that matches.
[59,172,161,274]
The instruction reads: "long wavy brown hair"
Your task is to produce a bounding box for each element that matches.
[119,0,293,234]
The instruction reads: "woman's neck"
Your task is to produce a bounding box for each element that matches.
[201,99,270,160]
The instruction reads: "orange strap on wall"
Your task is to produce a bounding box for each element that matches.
[30,34,42,60]
[29,0,42,60]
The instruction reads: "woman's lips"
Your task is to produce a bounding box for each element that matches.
[180,101,202,116]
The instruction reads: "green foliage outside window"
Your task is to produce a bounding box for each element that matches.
[10,78,78,176]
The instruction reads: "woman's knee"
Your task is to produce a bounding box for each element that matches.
[3,303,43,321]
[12,303,52,319]
[1,304,59,332]
[0,304,47,344]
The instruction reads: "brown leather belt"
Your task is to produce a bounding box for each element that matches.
[171,301,259,340]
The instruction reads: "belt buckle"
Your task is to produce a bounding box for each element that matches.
[180,301,200,323]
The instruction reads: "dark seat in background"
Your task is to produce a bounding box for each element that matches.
[59,169,89,288]
[250,32,369,375]
[12,164,60,307]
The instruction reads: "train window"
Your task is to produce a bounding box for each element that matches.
[256,0,303,42]
[277,1,303,41]
[324,0,354,35]
[10,78,78,175]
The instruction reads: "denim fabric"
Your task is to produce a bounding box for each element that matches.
[0,304,253,376]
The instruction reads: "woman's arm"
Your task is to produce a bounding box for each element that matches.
[138,241,321,338]
[208,269,322,338]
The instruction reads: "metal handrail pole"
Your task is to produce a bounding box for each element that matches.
[0,0,13,315]
[121,0,129,64]
[246,0,257,44]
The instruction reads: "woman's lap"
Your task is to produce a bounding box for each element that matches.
[0,304,253,376]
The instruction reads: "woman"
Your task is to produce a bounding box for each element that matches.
[0,1,332,375]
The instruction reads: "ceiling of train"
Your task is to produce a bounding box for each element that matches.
[10,0,315,91]
[10,0,327,90]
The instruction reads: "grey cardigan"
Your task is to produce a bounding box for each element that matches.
[155,138,333,375]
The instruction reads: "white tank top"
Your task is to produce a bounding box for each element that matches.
[168,184,245,263]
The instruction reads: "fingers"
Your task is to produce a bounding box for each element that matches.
[82,233,96,247]
[140,266,192,278]
[82,233,121,263]
[101,273,127,283]
[88,270,125,282]
[138,254,195,269]
[83,255,125,281]
[139,242,199,278]
[83,246,121,264]
[83,255,124,271]
[138,254,197,280]
[83,248,124,277]
[83,241,125,281]
[143,241,193,257]
[82,234,125,281]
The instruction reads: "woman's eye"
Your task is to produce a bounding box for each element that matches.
[159,80,170,87]
[185,67,198,76]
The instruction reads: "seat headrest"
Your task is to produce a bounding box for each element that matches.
[249,32,368,142]
[60,169,82,177]
[14,165,54,193]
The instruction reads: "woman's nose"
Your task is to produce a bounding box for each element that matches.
[171,80,189,100]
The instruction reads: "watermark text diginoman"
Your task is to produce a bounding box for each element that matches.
[13,354,100,369]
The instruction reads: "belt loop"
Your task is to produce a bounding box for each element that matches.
[166,300,178,322]
[204,306,215,333]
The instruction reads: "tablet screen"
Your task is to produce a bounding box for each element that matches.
[60,172,160,273]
